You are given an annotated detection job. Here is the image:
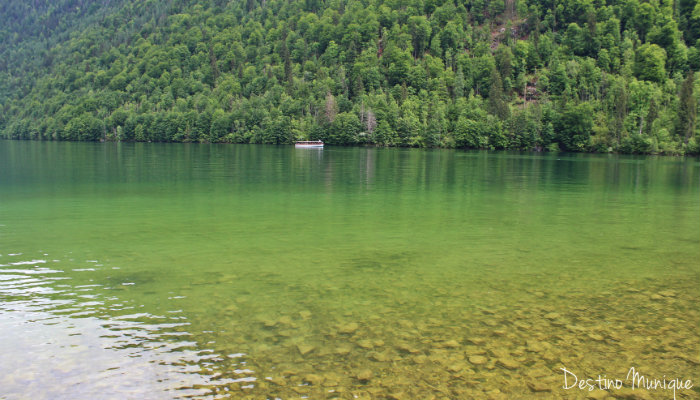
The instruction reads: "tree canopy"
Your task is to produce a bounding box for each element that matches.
[0,0,698,154]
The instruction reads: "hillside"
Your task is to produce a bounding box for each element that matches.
[0,0,698,154]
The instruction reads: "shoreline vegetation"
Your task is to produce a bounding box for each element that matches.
[0,0,698,155]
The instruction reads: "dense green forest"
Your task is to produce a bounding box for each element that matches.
[1,0,698,154]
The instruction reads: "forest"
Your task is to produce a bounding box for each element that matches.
[0,0,698,154]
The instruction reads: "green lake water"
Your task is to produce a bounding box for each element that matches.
[0,141,698,399]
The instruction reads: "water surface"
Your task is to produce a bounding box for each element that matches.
[1,141,698,399]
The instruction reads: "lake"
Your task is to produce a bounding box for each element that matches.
[0,141,698,399]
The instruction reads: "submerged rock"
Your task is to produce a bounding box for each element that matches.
[527,381,551,392]
[468,355,488,365]
[544,312,561,320]
[496,358,519,370]
[303,374,324,385]
[467,337,487,346]
[441,339,460,348]
[338,322,359,334]
[369,351,389,362]
[262,319,277,328]
[296,344,315,356]
[447,363,468,373]
[412,354,427,364]
[396,342,421,354]
[612,388,651,399]
[267,376,286,386]
[513,321,531,330]
[323,373,342,387]
[356,369,373,382]
[526,340,545,352]
[542,350,558,362]
[586,389,610,399]
[484,388,507,400]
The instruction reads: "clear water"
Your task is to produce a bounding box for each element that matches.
[0,141,698,399]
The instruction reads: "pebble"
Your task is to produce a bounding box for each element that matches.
[513,321,531,330]
[527,381,551,392]
[299,310,312,319]
[262,319,277,328]
[323,373,341,387]
[396,342,421,354]
[468,355,488,365]
[357,339,373,349]
[613,388,651,399]
[447,363,467,373]
[338,322,359,334]
[303,374,324,385]
[441,339,460,348]
[296,344,315,355]
[485,388,507,400]
[526,340,545,352]
[369,352,389,362]
[267,376,286,386]
[413,354,427,364]
[586,389,610,399]
[678,354,700,365]
[356,369,373,382]
[496,358,519,370]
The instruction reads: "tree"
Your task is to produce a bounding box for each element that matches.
[407,16,431,59]
[210,109,230,142]
[677,72,697,144]
[555,103,594,151]
[330,112,360,145]
[634,43,667,83]
[488,69,510,119]
[454,66,465,99]
[324,92,338,124]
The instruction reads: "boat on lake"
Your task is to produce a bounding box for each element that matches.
[295,140,324,148]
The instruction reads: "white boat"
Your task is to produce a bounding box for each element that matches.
[295,140,324,148]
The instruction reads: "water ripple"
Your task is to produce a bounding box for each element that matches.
[0,254,235,399]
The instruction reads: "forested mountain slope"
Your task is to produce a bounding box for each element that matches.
[1,0,698,153]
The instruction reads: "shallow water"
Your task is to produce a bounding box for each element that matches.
[0,141,698,399]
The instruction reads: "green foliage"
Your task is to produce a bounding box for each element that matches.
[0,0,696,154]
[555,103,594,151]
[634,43,667,83]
